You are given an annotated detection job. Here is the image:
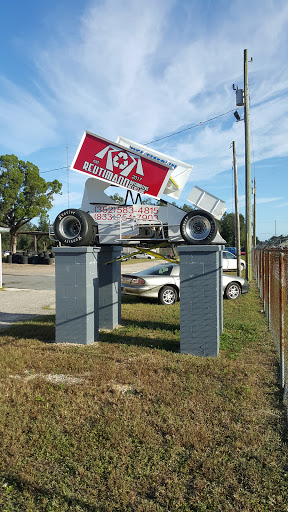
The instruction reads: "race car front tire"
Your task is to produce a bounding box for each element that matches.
[54,209,97,247]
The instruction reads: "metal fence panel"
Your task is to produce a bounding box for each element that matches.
[255,248,288,395]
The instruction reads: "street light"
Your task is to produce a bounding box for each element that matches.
[234,111,241,122]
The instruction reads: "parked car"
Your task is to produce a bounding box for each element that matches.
[225,246,237,255]
[223,250,246,271]
[132,253,155,259]
[121,263,249,305]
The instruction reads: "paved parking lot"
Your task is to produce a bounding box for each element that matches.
[0,263,56,330]
[0,260,163,330]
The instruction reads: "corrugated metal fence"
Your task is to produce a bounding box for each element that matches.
[254,248,288,396]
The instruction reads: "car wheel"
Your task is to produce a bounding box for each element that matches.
[224,282,242,300]
[180,210,217,245]
[54,209,97,247]
[158,286,178,305]
[241,263,245,271]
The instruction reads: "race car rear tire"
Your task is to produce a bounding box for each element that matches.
[180,210,217,245]
[54,209,97,247]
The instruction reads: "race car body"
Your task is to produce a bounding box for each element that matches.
[52,132,226,248]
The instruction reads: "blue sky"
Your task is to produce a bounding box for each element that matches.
[1,0,287,241]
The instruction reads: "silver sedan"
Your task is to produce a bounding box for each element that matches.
[121,263,249,305]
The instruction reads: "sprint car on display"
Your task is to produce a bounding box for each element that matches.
[52,132,226,249]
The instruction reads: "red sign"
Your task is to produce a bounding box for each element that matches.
[71,131,172,199]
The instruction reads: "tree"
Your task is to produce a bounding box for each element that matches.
[219,212,245,247]
[109,193,124,204]
[36,212,53,251]
[182,203,194,213]
[17,221,35,252]
[0,154,62,253]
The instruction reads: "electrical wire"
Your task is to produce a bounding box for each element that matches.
[39,107,242,173]
[144,108,240,145]
[40,166,68,174]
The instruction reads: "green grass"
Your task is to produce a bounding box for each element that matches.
[0,283,288,511]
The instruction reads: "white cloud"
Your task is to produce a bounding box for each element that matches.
[31,0,288,168]
[257,196,283,204]
[0,77,58,155]
[0,0,288,188]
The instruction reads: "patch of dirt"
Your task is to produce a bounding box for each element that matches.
[9,370,87,385]
[107,380,138,395]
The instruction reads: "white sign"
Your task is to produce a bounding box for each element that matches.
[92,204,161,224]
[117,136,192,200]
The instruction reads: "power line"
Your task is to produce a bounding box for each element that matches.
[40,166,67,174]
[39,107,242,173]
[145,108,240,145]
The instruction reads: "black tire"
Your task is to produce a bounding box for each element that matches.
[158,286,178,305]
[54,209,97,247]
[180,210,217,245]
[224,282,241,300]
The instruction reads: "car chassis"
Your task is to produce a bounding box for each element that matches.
[52,178,225,250]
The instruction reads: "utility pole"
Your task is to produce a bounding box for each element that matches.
[244,49,252,281]
[253,178,256,248]
[232,141,241,276]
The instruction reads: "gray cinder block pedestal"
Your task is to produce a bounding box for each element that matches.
[54,247,100,345]
[178,245,223,357]
[98,246,122,329]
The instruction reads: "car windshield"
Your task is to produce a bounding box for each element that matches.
[137,264,175,277]
[224,252,236,259]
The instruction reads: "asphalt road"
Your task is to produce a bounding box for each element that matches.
[0,260,162,331]
[1,261,160,290]
[2,273,55,290]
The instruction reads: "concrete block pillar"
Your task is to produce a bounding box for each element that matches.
[98,246,122,329]
[54,246,100,345]
[178,245,223,357]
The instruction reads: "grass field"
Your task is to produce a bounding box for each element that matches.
[0,282,288,511]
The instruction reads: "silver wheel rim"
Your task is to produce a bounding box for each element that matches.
[228,284,240,299]
[59,215,81,240]
[162,289,176,304]
[186,215,211,241]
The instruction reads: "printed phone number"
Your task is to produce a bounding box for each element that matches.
[93,205,159,221]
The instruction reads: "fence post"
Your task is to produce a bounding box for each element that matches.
[279,251,285,390]
[254,249,257,283]
[257,250,260,288]
[261,250,264,300]
[263,251,266,312]
[267,250,271,331]
[259,250,261,289]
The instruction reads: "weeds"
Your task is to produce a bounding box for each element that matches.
[0,281,288,511]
